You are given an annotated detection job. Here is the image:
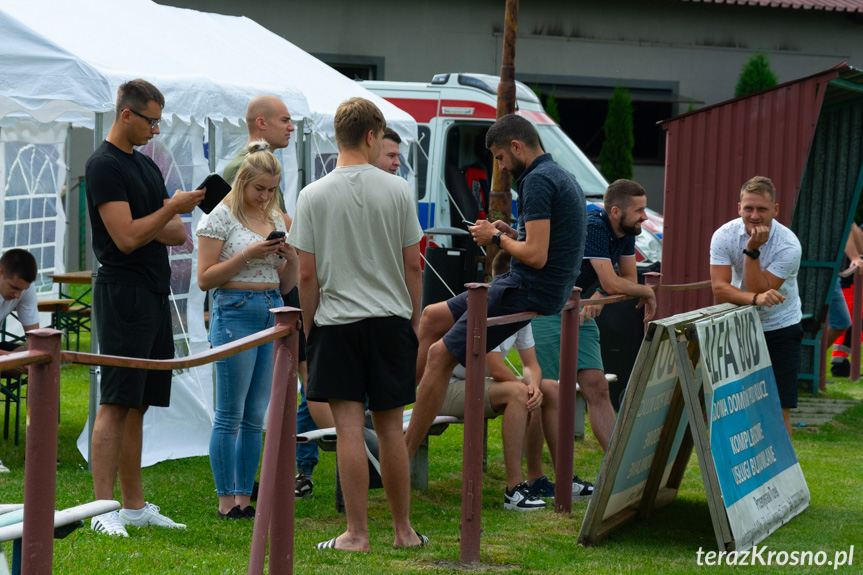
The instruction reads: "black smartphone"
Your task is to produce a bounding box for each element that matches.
[266,230,286,242]
[195,173,232,214]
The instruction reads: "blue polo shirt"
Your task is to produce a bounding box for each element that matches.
[510,153,586,315]
[575,209,636,297]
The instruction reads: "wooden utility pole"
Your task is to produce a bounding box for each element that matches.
[485,0,519,278]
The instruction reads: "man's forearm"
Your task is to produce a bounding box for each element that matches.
[406,268,422,331]
[155,217,188,246]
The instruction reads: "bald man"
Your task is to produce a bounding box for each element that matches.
[223,95,295,189]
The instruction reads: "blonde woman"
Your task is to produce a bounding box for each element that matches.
[196,140,297,519]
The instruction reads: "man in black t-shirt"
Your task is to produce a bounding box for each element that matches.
[85,79,204,537]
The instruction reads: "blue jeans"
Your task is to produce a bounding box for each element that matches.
[296,384,318,476]
[209,288,280,497]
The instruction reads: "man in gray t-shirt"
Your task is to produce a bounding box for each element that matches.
[288,97,425,551]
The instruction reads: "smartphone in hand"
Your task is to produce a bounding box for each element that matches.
[266,230,286,242]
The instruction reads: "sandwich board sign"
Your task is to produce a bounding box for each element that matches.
[578,303,809,552]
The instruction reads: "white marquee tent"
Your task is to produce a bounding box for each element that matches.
[0,0,417,466]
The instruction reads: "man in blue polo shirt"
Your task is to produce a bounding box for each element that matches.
[406,115,587,496]
[532,179,657,454]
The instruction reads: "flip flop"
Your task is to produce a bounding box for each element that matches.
[401,530,429,549]
[315,536,340,550]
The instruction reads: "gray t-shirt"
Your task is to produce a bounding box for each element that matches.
[288,164,423,326]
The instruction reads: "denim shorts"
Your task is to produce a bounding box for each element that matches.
[828,278,852,330]
[442,271,530,366]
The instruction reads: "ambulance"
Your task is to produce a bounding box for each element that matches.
[362,73,663,273]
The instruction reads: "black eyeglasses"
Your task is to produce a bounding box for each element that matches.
[126,108,161,130]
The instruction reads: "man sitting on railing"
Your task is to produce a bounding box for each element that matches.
[532,179,657,452]
[406,114,587,462]
[710,176,802,438]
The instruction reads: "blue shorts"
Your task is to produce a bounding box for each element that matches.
[442,271,530,366]
[828,278,851,330]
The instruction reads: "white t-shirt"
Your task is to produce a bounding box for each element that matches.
[288,164,423,326]
[709,217,802,331]
[196,204,287,284]
[451,324,535,381]
[0,283,38,327]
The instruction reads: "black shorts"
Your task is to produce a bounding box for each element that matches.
[94,283,174,409]
[282,285,306,363]
[306,316,417,412]
[443,271,530,366]
[764,322,803,409]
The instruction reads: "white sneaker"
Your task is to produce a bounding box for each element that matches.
[119,502,186,529]
[91,511,129,537]
[0,461,9,473]
[503,482,547,511]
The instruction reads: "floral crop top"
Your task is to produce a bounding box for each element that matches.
[195,203,287,283]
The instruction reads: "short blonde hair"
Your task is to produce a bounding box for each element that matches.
[334,97,385,150]
[740,176,775,202]
[224,139,282,227]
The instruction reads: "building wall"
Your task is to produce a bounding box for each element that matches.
[154,0,863,212]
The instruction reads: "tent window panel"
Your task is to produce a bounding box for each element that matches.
[44,220,55,243]
[16,223,28,244]
[17,199,29,219]
[3,225,15,247]
[30,221,43,245]
[32,197,45,218]
[42,246,54,272]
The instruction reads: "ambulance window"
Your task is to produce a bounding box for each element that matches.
[415,126,430,200]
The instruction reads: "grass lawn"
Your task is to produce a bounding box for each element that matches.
[1,353,862,574]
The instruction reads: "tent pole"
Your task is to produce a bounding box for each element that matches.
[63,127,72,273]
[208,118,216,174]
[87,112,103,471]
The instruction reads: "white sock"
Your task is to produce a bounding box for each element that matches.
[121,505,146,519]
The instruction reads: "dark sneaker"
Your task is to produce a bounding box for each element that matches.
[526,475,555,498]
[241,505,256,519]
[572,476,595,501]
[831,359,851,378]
[295,473,313,499]
[504,482,547,511]
[217,505,245,520]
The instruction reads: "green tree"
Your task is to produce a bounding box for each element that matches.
[598,86,634,182]
[734,53,779,97]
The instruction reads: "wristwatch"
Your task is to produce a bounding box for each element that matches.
[743,248,760,259]
[492,231,504,247]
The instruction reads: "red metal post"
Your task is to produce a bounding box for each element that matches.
[21,328,63,575]
[460,284,489,563]
[643,272,661,328]
[249,308,300,575]
[852,273,862,383]
[555,288,581,513]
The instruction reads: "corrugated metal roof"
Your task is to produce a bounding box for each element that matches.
[678,0,863,12]
[658,65,838,318]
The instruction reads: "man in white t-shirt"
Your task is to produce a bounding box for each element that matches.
[0,249,40,362]
[289,97,425,551]
[0,248,39,474]
[710,176,802,437]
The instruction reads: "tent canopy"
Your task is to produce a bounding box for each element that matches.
[0,0,416,141]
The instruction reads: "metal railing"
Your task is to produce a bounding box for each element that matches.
[2,307,301,575]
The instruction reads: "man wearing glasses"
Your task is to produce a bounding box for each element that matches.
[85,79,205,537]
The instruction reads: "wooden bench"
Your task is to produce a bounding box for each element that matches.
[297,393,587,498]
[0,500,120,575]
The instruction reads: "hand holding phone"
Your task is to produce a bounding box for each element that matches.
[266,230,286,242]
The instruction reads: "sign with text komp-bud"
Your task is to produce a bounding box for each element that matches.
[695,306,809,552]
